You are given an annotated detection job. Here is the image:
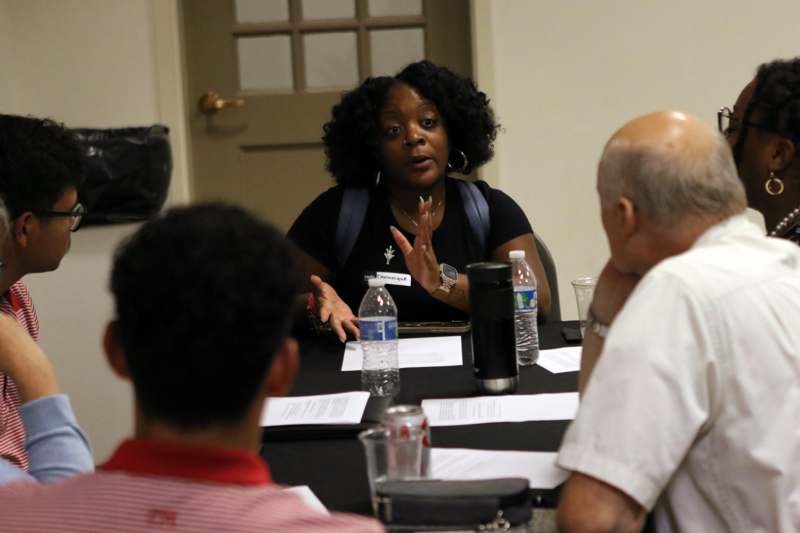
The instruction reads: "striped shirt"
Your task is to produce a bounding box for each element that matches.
[0,438,384,532]
[0,281,39,472]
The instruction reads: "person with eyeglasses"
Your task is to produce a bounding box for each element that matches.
[719,57,800,244]
[0,114,85,474]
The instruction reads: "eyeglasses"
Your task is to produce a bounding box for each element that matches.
[31,202,87,232]
[717,106,770,136]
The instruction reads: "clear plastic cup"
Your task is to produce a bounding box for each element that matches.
[358,425,428,514]
[359,427,389,513]
[571,276,597,338]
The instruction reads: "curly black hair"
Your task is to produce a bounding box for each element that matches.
[322,60,499,187]
[735,57,800,164]
[0,114,84,218]
[110,203,302,430]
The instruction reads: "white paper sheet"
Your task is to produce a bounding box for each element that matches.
[341,336,462,371]
[283,486,330,515]
[537,346,581,374]
[421,392,579,426]
[260,391,370,426]
[431,448,569,489]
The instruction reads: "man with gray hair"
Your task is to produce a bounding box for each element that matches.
[556,111,800,532]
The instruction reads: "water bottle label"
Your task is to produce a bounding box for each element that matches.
[360,318,398,341]
[514,288,537,311]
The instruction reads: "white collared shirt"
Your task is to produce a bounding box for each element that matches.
[558,214,800,533]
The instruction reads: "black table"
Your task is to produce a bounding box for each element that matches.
[262,321,580,515]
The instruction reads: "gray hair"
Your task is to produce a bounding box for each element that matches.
[597,130,746,227]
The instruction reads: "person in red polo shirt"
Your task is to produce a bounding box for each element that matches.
[0,203,382,532]
[0,115,85,472]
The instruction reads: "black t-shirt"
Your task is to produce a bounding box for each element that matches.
[288,177,534,321]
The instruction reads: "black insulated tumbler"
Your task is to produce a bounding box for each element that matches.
[466,262,519,394]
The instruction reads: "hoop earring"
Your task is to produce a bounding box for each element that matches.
[375,170,381,186]
[765,171,785,196]
[447,149,469,174]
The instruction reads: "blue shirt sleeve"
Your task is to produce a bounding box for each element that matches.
[0,394,94,485]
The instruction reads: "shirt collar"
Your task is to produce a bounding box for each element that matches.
[100,438,272,486]
[692,212,761,249]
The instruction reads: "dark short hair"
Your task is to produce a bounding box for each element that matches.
[735,57,800,162]
[0,114,84,217]
[323,60,499,187]
[110,203,302,430]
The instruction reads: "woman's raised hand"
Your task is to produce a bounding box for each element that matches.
[390,196,441,294]
[310,274,359,342]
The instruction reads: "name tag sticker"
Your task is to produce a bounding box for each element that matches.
[373,271,412,287]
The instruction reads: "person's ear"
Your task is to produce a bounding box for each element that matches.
[262,338,299,398]
[770,137,797,173]
[103,320,131,380]
[12,212,34,248]
[616,196,638,238]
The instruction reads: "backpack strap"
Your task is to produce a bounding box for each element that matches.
[336,187,369,267]
[456,179,490,255]
[336,181,490,267]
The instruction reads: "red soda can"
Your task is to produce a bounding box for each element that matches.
[383,404,431,477]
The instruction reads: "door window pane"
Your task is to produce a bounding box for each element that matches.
[238,36,293,91]
[370,28,424,76]
[235,0,289,23]
[304,32,358,88]
[302,0,355,20]
[368,0,422,17]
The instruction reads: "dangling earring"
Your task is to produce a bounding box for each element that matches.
[765,171,785,196]
[375,170,381,186]
[446,149,469,174]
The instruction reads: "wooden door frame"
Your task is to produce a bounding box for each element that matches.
[150,0,193,205]
[150,0,494,207]
[469,0,498,187]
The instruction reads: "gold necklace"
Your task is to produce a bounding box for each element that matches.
[393,199,443,227]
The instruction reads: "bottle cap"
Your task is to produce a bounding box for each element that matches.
[367,278,386,287]
[509,250,525,259]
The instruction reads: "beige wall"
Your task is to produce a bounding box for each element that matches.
[5,1,158,126]
[0,3,16,110]
[472,0,797,318]
[25,224,139,464]
[0,0,189,462]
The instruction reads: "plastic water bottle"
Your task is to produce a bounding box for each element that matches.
[509,250,539,366]
[358,278,400,396]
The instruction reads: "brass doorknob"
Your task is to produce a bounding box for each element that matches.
[198,91,245,114]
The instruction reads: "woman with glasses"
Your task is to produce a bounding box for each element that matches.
[719,57,800,244]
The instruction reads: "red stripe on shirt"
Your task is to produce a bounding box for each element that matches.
[100,438,273,486]
[0,280,38,471]
[0,440,384,533]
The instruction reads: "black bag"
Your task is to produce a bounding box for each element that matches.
[73,125,171,225]
[375,478,532,531]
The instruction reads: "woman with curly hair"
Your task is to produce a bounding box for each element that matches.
[720,57,800,244]
[288,60,551,341]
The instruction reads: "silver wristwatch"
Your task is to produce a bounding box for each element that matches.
[437,263,458,293]
[586,307,611,339]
